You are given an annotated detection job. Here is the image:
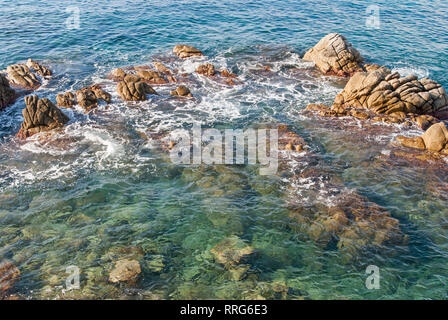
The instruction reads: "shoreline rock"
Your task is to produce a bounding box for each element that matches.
[117,74,158,101]
[0,260,20,298]
[173,45,203,59]
[303,33,363,76]
[397,122,448,154]
[6,64,40,90]
[17,95,69,139]
[0,75,16,110]
[170,85,192,97]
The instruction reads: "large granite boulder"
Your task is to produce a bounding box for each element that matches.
[0,75,16,110]
[0,260,20,298]
[117,74,157,101]
[173,45,203,59]
[17,95,69,139]
[303,33,363,76]
[56,91,76,108]
[136,70,168,84]
[6,64,40,90]
[333,67,448,115]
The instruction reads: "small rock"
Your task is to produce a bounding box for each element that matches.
[170,85,192,97]
[210,236,254,267]
[109,68,127,81]
[397,136,426,150]
[196,63,216,76]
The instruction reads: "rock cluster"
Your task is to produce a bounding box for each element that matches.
[0,260,20,298]
[56,85,111,111]
[26,58,52,77]
[303,33,363,76]
[398,122,448,153]
[109,259,141,284]
[173,45,203,58]
[276,125,406,260]
[196,63,216,76]
[5,59,51,90]
[117,74,158,101]
[0,75,16,110]
[333,67,448,115]
[17,95,69,139]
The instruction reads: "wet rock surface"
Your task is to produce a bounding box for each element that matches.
[17,95,69,139]
[173,45,203,58]
[170,85,192,97]
[303,33,363,76]
[6,64,40,90]
[398,122,448,153]
[117,74,158,101]
[26,58,52,77]
[0,74,16,110]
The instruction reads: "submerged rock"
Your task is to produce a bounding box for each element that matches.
[170,85,192,97]
[0,260,20,298]
[333,67,448,115]
[109,259,141,284]
[0,74,16,110]
[117,74,157,101]
[210,236,254,268]
[173,45,203,58]
[303,33,363,76]
[6,64,40,90]
[26,58,52,77]
[17,95,69,139]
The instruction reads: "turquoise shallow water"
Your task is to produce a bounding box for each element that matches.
[1,0,448,299]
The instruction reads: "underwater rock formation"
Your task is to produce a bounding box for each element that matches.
[0,260,20,298]
[303,33,363,76]
[17,95,69,139]
[109,259,141,284]
[276,125,407,261]
[0,74,16,110]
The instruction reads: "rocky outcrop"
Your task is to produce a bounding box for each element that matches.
[398,122,448,153]
[0,261,20,298]
[57,85,110,111]
[173,45,203,58]
[56,92,76,108]
[26,58,52,77]
[170,85,192,97]
[303,33,363,76]
[196,63,216,76]
[109,68,127,81]
[117,75,158,101]
[0,75,16,110]
[109,259,141,284]
[6,64,40,90]
[17,95,69,139]
[333,67,448,115]
[136,70,168,84]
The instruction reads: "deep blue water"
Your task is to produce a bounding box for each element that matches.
[1,0,448,300]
